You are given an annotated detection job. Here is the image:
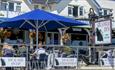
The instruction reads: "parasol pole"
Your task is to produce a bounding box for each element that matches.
[36,20,39,48]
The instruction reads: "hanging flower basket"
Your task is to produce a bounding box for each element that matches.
[29,32,36,39]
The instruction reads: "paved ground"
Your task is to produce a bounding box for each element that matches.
[2,67,115,70]
[79,65,115,70]
[1,65,115,70]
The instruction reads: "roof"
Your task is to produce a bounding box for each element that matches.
[30,0,61,4]
[96,0,115,9]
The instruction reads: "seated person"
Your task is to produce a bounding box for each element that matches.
[2,42,15,57]
[18,44,26,57]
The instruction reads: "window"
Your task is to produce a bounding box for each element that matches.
[17,3,21,5]
[68,6,73,15]
[73,6,78,17]
[104,10,107,15]
[68,5,84,17]
[99,8,113,16]
[1,2,7,11]
[1,2,21,12]
[41,6,46,10]
[16,3,21,12]
[99,9,103,16]
[16,6,21,12]
[34,5,39,9]
[71,34,87,46]
[79,6,83,16]
[46,33,59,45]
[8,3,14,11]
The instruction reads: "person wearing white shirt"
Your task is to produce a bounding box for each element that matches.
[31,41,48,69]
[31,41,46,60]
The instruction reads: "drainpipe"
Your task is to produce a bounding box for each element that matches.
[6,1,9,18]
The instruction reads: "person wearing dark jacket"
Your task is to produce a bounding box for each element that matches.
[2,42,15,70]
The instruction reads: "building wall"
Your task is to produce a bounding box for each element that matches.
[0,0,21,18]
[95,0,115,29]
[0,0,33,18]
[21,0,33,12]
[0,0,114,29]
[56,0,92,19]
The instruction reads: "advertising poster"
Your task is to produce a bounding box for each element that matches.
[0,57,26,67]
[94,20,111,44]
[54,58,77,67]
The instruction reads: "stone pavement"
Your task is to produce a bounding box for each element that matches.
[1,65,115,70]
[79,65,115,70]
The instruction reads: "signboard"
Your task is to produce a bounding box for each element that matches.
[54,58,77,67]
[0,57,26,67]
[94,20,111,44]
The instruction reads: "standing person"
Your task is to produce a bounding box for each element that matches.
[31,41,47,69]
[31,41,46,59]
[2,42,15,70]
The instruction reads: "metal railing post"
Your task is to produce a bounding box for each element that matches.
[77,47,79,70]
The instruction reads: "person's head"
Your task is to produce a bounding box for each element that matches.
[3,42,12,49]
[20,44,26,48]
[20,42,25,47]
[3,42,9,48]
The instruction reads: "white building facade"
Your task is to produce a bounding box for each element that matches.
[0,0,115,45]
[0,0,34,19]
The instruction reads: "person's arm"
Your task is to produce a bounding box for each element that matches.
[1,49,4,56]
[31,49,38,56]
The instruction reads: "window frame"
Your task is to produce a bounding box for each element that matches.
[0,2,7,11]
[68,5,73,16]
[16,3,21,12]
[79,6,84,16]
[68,5,84,17]
[8,2,14,11]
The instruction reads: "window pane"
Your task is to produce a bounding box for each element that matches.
[17,3,21,5]
[16,6,21,12]
[104,10,107,15]
[80,6,83,16]
[1,2,7,10]
[73,6,78,17]
[34,5,39,9]
[68,6,72,15]
[54,33,59,45]
[9,3,14,11]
